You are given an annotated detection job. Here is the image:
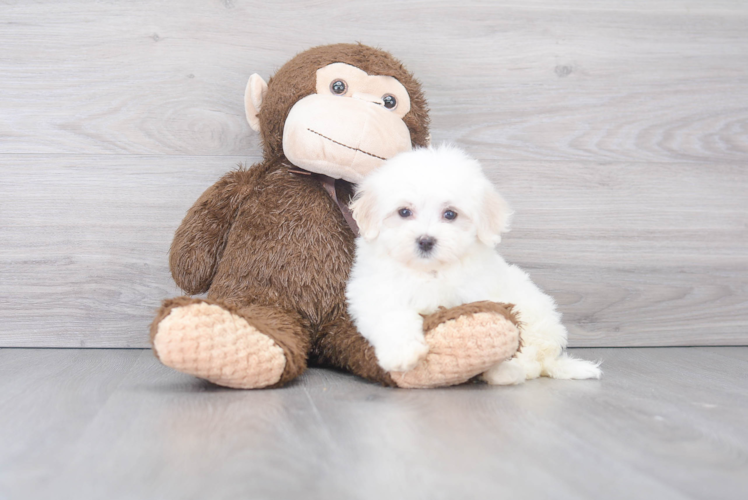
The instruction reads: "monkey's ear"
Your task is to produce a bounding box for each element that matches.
[477,185,513,247]
[349,189,380,241]
[245,74,268,132]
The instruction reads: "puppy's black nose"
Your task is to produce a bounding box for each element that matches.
[417,236,437,253]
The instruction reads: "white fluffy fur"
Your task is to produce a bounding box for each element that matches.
[346,145,602,384]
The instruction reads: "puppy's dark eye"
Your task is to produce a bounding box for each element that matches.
[330,80,347,95]
[382,94,397,109]
[443,210,458,221]
[398,208,412,218]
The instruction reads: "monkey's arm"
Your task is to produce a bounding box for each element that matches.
[169,169,252,295]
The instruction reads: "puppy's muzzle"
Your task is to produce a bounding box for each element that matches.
[417,235,437,255]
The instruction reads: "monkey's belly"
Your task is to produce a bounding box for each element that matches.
[207,191,355,325]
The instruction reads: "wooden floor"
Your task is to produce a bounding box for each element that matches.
[1,347,746,500]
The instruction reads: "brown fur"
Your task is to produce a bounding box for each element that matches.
[163,154,394,384]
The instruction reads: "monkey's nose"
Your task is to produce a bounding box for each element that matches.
[417,236,437,254]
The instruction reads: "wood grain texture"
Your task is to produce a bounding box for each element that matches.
[1,347,747,500]
[0,155,250,347]
[1,1,747,347]
[1,0,747,161]
[1,156,746,347]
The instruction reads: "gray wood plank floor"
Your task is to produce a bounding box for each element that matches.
[1,347,746,500]
[1,1,747,348]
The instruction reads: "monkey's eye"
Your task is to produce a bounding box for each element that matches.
[398,208,413,218]
[330,80,348,95]
[382,94,397,109]
[443,209,458,221]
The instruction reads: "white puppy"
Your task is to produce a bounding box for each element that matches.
[346,145,601,385]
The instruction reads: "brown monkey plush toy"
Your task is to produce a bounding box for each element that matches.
[150,43,520,389]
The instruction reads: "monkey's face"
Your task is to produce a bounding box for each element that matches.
[246,45,429,181]
[282,63,413,183]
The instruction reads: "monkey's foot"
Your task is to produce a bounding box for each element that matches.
[390,301,521,389]
[152,300,286,389]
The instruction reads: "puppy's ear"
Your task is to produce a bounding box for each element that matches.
[350,188,380,240]
[477,184,513,247]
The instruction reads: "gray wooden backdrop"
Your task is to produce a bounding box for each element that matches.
[1,0,746,348]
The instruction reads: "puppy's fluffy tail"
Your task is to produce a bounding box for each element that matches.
[544,353,602,380]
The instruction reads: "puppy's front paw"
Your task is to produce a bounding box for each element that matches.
[376,339,429,373]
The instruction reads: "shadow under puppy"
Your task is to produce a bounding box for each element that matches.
[346,145,601,384]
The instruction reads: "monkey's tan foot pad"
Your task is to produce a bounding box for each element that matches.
[152,302,286,389]
[391,301,520,389]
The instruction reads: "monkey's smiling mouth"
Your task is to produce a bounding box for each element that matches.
[307,129,387,161]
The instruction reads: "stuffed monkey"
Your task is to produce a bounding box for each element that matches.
[150,43,520,389]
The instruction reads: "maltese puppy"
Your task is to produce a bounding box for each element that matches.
[346,145,601,385]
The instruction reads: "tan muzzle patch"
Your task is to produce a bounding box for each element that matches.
[282,94,412,183]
